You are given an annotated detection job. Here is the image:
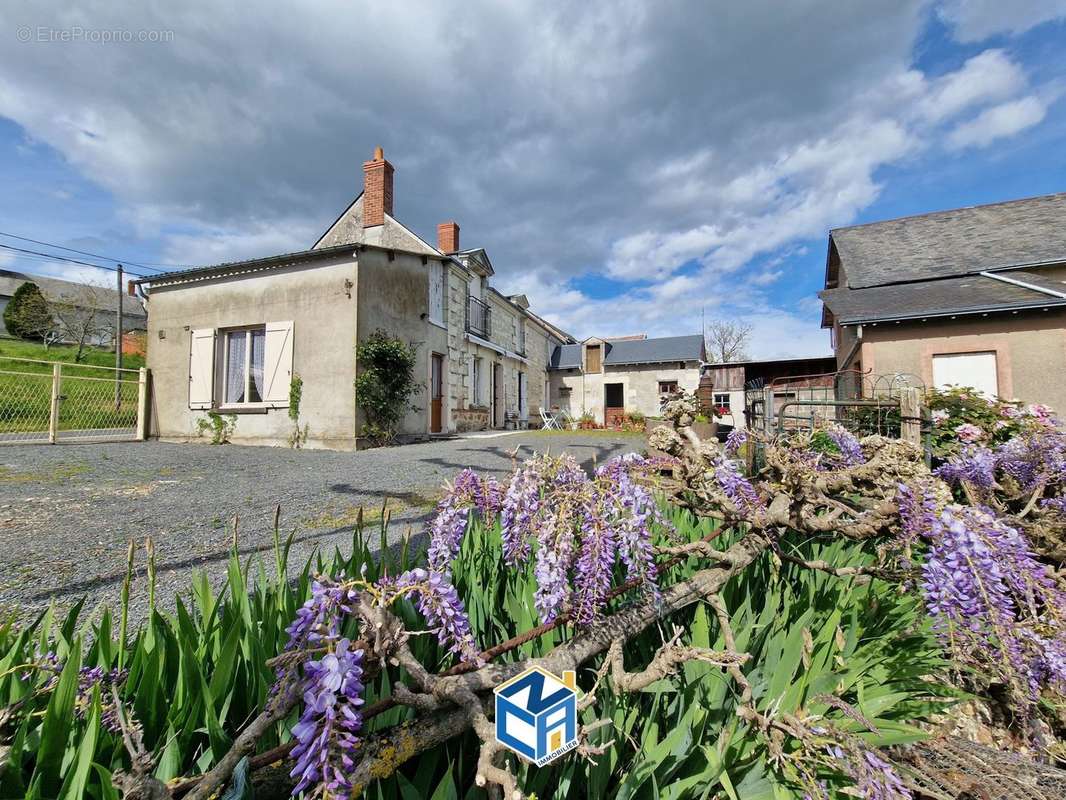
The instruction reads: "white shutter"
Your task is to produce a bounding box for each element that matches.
[189,328,216,409]
[429,263,444,323]
[263,321,294,405]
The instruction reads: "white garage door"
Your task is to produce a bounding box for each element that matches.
[932,351,999,398]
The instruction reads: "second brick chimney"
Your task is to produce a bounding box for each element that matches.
[437,221,460,253]
[362,146,394,228]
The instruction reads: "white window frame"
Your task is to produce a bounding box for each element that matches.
[713,392,731,411]
[221,325,267,408]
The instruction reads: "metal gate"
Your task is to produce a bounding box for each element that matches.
[0,356,147,444]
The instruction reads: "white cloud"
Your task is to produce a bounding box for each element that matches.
[0,1,1056,354]
[160,221,320,267]
[938,0,1066,42]
[947,96,1048,149]
[916,49,1026,123]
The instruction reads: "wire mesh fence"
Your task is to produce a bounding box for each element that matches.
[743,370,931,468]
[0,356,146,444]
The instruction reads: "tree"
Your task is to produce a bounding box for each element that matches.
[49,285,115,362]
[704,319,752,363]
[354,330,422,445]
[2,282,53,340]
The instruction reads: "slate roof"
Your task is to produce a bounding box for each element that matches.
[0,269,146,321]
[831,193,1066,290]
[820,273,1066,325]
[550,334,704,370]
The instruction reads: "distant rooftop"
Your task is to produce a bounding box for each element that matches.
[0,269,145,320]
[550,334,705,369]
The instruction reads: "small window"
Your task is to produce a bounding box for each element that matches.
[658,380,679,395]
[223,327,266,405]
[714,392,731,411]
[586,344,602,373]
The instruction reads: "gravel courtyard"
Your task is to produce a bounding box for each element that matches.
[0,431,643,621]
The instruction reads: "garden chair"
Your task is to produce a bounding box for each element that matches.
[540,409,562,430]
[557,409,578,430]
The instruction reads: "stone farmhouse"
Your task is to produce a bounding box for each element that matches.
[549,335,705,426]
[136,148,705,449]
[820,193,1066,409]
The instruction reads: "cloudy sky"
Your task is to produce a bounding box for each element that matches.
[1,1,1065,358]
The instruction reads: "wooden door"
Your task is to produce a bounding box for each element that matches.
[430,353,443,433]
[604,382,625,428]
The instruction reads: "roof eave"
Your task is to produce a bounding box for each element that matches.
[837,301,1066,326]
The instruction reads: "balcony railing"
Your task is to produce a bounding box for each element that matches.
[466,296,492,339]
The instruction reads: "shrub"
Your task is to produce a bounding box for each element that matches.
[355,330,421,446]
[195,410,236,444]
[2,282,52,340]
[926,386,1050,460]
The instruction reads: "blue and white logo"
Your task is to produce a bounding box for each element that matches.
[494,666,578,766]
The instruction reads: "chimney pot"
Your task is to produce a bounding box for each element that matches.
[437,221,460,253]
[362,146,394,228]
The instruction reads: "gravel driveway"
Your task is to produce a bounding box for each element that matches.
[0,431,643,621]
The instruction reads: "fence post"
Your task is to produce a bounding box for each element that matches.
[900,387,921,446]
[48,363,61,444]
[762,387,775,435]
[136,367,149,441]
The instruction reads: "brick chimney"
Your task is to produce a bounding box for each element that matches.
[437,221,460,253]
[362,146,394,228]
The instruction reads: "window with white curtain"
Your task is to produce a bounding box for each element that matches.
[224,327,266,404]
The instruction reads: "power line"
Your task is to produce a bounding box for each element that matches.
[0,242,153,277]
[0,230,181,274]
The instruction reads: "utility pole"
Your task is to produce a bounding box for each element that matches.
[115,264,123,408]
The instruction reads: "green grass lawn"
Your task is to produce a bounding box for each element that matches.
[0,337,144,373]
[0,337,141,433]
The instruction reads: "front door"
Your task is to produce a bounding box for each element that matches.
[604,382,625,428]
[430,353,444,433]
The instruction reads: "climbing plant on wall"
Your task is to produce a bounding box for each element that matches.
[355,329,422,446]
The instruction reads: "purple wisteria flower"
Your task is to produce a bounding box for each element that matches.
[824,744,912,800]
[289,638,365,799]
[426,469,503,573]
[895,480,940,546]
[825,425,865,467]
[607,470,664,605]
[532,500,580,623]
[934,445,997,493]
[389,568,481,664]
[1040,495,1066,517]
[571,511,617,625]
[34,654,129,734]
[917,504,1066,706]
[284,579,359,653]
[724,428,748,457]
[712,456,764,515]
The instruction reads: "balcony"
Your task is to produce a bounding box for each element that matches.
[466,295,492,339]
